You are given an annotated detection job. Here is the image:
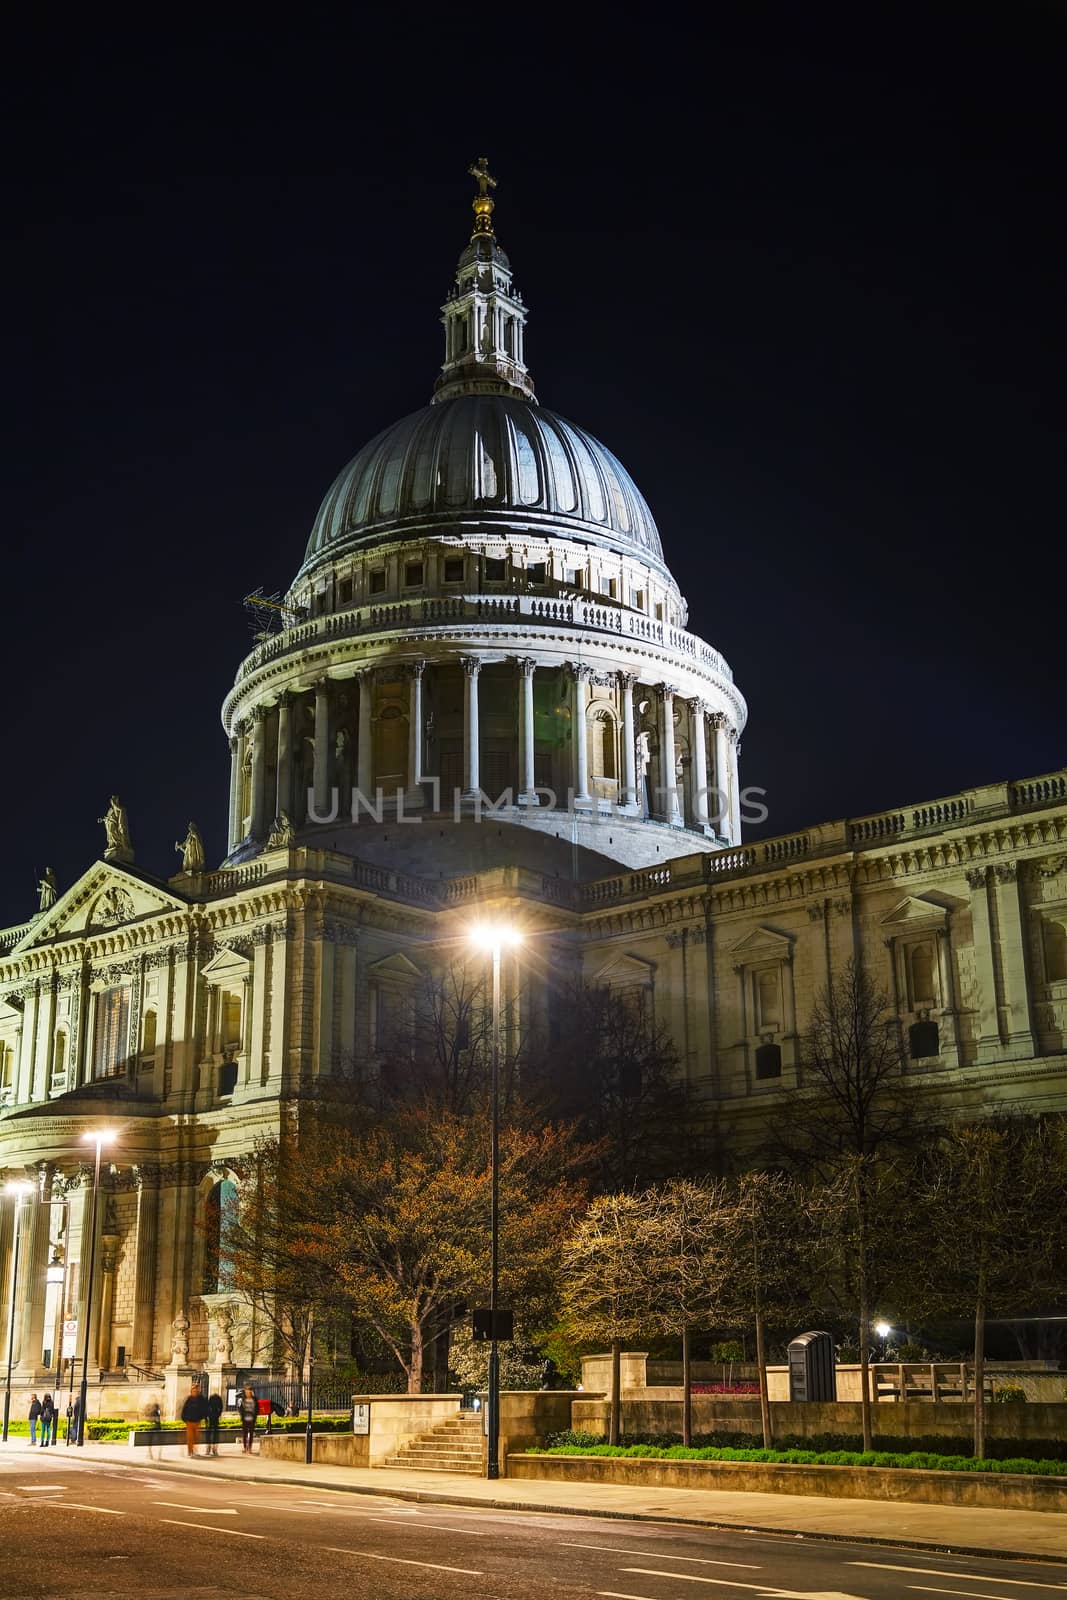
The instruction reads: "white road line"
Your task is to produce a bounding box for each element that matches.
[909,1587,1027,1599]
[159,1519,264,1538]
[851,1565,1067,1591]
[562,1541,760,1568]
[620,1572,756,1590]
[18,1484,69,1490]
[152,1501,237,1514]
[324,1545,481,1575]
[597,1592,663,1600]
[367,1517,490,1536]
[56,1503,125,1514]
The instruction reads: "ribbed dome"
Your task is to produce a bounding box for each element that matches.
[301,395,664,571]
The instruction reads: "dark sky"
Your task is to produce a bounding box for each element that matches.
[4,9,1065,927]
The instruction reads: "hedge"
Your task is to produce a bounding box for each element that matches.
[543,1427,1067,1462]
[532,1441,1067,1476]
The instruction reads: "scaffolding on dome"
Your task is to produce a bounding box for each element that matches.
[242,586,305,640]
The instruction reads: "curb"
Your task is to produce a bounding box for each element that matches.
[43,1448,1067,1568]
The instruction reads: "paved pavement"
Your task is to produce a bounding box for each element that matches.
[2,1436,1065,1563]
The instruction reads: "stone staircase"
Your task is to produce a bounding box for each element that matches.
[380,1410,485,1474]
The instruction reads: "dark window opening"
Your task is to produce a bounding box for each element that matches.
[443,557,465,583]
[337,577,353,605]
[219,1056,238,1096]
[755,1042,782,1080]
[484,557,507,581]
[909,1019,940,1060]
[369,568,386,595]
[527,562,546,585]
[404,561,424,587]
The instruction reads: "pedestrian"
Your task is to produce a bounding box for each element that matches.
[144,1396,162,1460]
[180,1382,208,1457]
[205,1389,223,1456]
[28,1393,41,1446]
[39,1393,55,1447]
[237,1386,258,1454]
[68,1394,81,1445]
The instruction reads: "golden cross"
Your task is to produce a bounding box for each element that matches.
[468,156,497,197]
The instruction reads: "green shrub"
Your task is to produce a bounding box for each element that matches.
[529,1441,1067,1476]
[993,1383,1027,1404]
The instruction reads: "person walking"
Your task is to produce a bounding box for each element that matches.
[205,1389,223,1456]
[180,1382,208,1457]
[39,1394,55,1447]
[237,1386,258,1454]
[68,1394,81,1446]
[28,1394,41,1446]
[144,1396,162,1460]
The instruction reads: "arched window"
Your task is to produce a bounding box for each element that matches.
[1044,921,1067,983]
[0,1043,12,1091]
[909,944,937,1007]
[141,1009,157,1058]
[221,992,242,1051]
[53,1031,66,1077]
[202,1178,238,1294]
[591,712,616,780]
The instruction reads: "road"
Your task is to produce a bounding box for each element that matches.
[0,1450,1064,1600]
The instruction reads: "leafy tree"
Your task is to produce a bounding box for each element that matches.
[638,1180,727,1445]
[771,958,915,1451]
[560,1192,654,1443]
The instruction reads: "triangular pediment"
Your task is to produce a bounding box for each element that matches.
[730,925,794,959]
[591,952,657,986]
[367,951,424,981]
[879,895,947,930]
[201,947,252,983]
[12,861,190,954]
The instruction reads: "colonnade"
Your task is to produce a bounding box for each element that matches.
[228,656,742,849]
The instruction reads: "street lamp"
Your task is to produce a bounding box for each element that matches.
[2,1182,34,1441]
[874,1320,892,1361]
[77,1131,116,1446]
[468,921,522,1481]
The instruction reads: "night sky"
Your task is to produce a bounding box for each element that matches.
[5,10,1064,928]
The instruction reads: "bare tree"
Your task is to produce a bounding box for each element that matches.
[639,1180,728,1445]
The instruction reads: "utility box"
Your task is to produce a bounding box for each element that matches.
[788,1330,837,1402]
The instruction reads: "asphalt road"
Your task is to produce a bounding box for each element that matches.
[1,1451,1064,1600]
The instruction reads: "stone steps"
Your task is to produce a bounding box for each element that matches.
[380,1411,486,1474]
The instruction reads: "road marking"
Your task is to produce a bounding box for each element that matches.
[159,1519,264,1538]
[18,1484,69,1490]
[152,1501,237,1514]
[367,1517,490,1536]
[851,1565,1067,1591]
[598,1592,663,1600]
[620,1574,868,1598]
[563,1542,760,1568]
[324,1546,481,1575]
[910,1587,1027,1599]
[56,1503,125,1514]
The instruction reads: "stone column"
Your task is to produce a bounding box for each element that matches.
[249,705,269,839]
[226,734,240,851]
[690,700,710,830]
[312,678,331,818]
[517,658,538,804]
[97,1230,120,1370]
[658,685,681,824]
[710,713,731,840]
[356,669,374,796]
[407,661,425,797]
[992,862,1038,1059]
[15,1170,51,1376]
[130,1166,160,1367]
[461,656,482,797]
[573,665,593,803]
[728,728,742,844]
[275,692,293,821]
[620,672,638,810]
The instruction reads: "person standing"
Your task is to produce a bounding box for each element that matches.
[205,1389,223,1456]
[39,1394,55,1447]
[144,1396,162,1460]
[237,1386,258,1454]
[28,1394,41,1446]
[180,1382,208,1457]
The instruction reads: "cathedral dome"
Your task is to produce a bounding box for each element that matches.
[300,394,665,576]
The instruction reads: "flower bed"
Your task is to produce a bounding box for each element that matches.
[533,1441,1066,1476]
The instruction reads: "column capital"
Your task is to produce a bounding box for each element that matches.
[407,658,427,679]
[460,654,483,678]
[313,675,331,695]
[657,682,678,702]
[691,698,710,719]
[728,726,740,746]
[618,671,639,691]
[515,656,537,677]
[250,702,268,724]
[228,734,238,754]
[233,717,249,739]
[708,710,729,730]
[571,663,595,684]
[355,664,375,684]
[275,689,295,710]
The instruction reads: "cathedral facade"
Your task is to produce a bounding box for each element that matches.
[1,166,1065,1399]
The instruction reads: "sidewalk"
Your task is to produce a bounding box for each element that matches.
[2,1437,1065,1564]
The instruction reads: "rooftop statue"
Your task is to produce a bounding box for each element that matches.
[175,821,205,873]
[37,867,58,912]
[98,795,132,860]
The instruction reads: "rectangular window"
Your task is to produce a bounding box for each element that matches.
[443,557,465,583]
[337,577,353,605]
[484,557,507,581]
[369,568,386,595]
[600,576,617,599]
[93,986,130,1081]
[404,561,424,588]
[629,587,645,609]
[566,568,582,587]
[527,561,546,585]
[655,602,664,621]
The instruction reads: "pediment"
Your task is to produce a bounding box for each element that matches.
[201,947,252,984]
[590,952,657,987]
[12,861,190,954]
[367,951,424,981]
[730,925,794,959]
[879,895,947,930]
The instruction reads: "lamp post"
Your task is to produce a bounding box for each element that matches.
[469,921,521,1481]
[2,1183,34,1442]
[77,1131,116,1446]
[874,1320,892,1362]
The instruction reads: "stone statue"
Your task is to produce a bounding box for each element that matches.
[171,1308,190,1364]
[175,821,205,873]
[213,1306,234,1365]
[98,795,132,859]
[267,811,295,849]
[37,867,58,912]
[635,731,651,778]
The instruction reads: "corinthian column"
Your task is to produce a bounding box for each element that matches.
[658,685,681,824]
[517,658,538,804]
[407,662,425,801]
[572,665,593,803]
[226,734,240,852]
[461,656,482,797]
[710,712,731,840]
[130,1166,159,1367]
[728,728,742,844]
[356,669,374,796]
[690,700,710,830]
[312,678,331,818]
[275,692,293,820]
[620,673,638,810]
[249,706,269,839]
